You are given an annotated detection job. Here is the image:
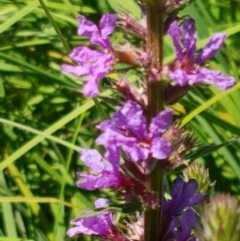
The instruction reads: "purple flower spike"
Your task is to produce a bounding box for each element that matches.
[163,178,207,216]
[66,198,113,238]
[76,148,121,190]
[61,13,116,97]
[167,18,236,90]
[171,209,198,241]
[96,100,172,162]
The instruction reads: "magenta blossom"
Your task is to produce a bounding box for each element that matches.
[67,198,114,237]
[167,19,236,90]
[96,100,172,162]
[76,148,121,190]
[62,13,116,97]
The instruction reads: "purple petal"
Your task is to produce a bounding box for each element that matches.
[168,68,189,86]
[67,226,94,237]
[90,53,114,79]
[94,198,109,209]
[181,209,197,230]
[190,67,236,90]
[118,100,146,139]
[164,178,205,215]
[82,53,113,97]
[92,14,116,48]
[149,109,173,136]
[189,193,207,206]
[77,14,115,49]
[82,75,99,97]
[67,210,113,237]
[182,19,196,59]
[99,13,116,39]
[104,145,120,170]
[101,100,147,140]
[195,33,226,64]
[96,129,119,147]
[77,15,100,40]
[167,21,184,61]
[76,173,120,190]
[97,120,113,130]
[77,148,121,190]
[61,64,88,77]
[62,47,99,77]
[68,46,101,63]
[80,149,105,172]
[123,143,149,162]
[61,47,103,78]
[183,70,205,86]
[96,129,147,162]
[96,128,131,148]
[151,138,171,160]
[172,209,197,241]
[79,52,113,97]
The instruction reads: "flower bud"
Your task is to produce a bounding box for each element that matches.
[115,79,147,109]
[162,124,196,170]
[117,12,146,39]
[162,0,196,14]
[113,44,146,67]
[126,212,144,241]
[196,194,240,241]
[164,84,190,104]
[182,163,212,193]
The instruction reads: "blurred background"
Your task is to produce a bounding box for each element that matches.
[0,0,240,240]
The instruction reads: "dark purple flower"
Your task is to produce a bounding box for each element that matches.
[171,209,197,241]
[167,19,236,90]
[163,178,207,216]
[160,178,205,240]
[96,100,172,162]
[67,198,113,237]
[62,13,116,97]
[76,148,121,190]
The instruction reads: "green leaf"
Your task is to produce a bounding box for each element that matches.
[185,138,238,162]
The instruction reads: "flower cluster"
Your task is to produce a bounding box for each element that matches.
[166,19,236,90]
[68,178,206,241]
[96,100,172,163]
[61,2,238,241]
[62,14,116,97]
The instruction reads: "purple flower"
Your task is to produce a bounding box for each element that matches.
[62,13,116,97]
[77,14,116,49]
[66,198,114,237]
[163,178,207,216]
[167,19,236,90]
[160,178,205,240]
[76,148,121,190]
[96,100,172,162]
[171,209,197,241]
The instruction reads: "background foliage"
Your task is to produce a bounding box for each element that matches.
[0,0,240,240]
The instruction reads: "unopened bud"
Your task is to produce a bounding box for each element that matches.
[162,0,196,14]
[113,44,146,67]
[117,13,146,39]
[162,124,196,170]
[196,194,240,241]
[164,83,190,104]
[115,79,147,107]
[182,163,212,193]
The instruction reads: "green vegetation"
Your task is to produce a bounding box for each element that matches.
[0,0,240,240]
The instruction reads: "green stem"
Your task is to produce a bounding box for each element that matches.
[38,0,71,54]
[144,1,165,241]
